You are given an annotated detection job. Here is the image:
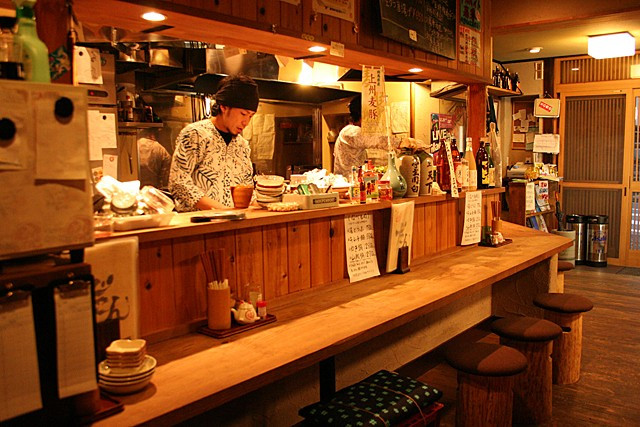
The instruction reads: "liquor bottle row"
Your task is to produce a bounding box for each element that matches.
[492,66,519,92]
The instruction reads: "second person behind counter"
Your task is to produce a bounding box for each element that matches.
[169,74,259,211]
[333,94,388,177]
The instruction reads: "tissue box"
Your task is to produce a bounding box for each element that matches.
[282,192,339,210]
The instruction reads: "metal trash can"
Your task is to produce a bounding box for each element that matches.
[566,214,587,265]
[586,215,608,267]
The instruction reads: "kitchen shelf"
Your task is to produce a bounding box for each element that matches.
[487,85,522,98]
[117,122,164,129]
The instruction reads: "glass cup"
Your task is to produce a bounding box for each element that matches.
[231,185,254,209]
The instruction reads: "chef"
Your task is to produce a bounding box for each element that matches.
[169,74,259,211]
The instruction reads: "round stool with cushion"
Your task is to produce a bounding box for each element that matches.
[445,342,527,427]
[533,293,593,385]
[491,316,562,424]
[556,260,575,293]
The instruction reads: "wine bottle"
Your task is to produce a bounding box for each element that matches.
[476,139,489,189]
[486,141,495,188]
[450,137,462,191]
[465,137,477,191]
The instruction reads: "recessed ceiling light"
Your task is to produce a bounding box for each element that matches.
[529,47,542,54]
[142,11,166,22]
[571,67,580,71]
[588,32,635,59]
[409,67,423,73]
[308,46,327,53]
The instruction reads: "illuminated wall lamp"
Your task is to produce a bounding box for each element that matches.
[141,11,166,22]
[588,32,635,59]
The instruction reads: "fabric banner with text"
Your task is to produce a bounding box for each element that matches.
[361,65,388,137]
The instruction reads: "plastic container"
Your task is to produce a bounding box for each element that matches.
[586,215,608,267]
[14,0,50,82]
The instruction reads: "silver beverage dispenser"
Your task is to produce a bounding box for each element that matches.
[566,214,587,265]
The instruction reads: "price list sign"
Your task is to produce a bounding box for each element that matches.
[344,213,380,283]
[461,190,482,245]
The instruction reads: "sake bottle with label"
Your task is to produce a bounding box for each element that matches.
[14,0,50,82]
[465,137,477,191]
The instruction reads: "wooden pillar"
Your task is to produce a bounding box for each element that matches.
[35,0,72,84]
[456,372,514,427]
[467,83,486,153]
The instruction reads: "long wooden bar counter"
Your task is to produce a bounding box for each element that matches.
[95,220,571,426]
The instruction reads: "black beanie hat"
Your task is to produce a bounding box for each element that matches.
[215,75,260,112]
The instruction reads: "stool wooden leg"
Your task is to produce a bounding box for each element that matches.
[556,272,565,293]
[456,372,513,427]
[545,311,583,384]
[501,338,553,424]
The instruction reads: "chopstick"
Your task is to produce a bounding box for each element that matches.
[200,248,227,287]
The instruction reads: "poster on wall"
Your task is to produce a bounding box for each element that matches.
[430,113,454,153]
[361,65,388,136]
[459,25,480,66]
[460,0,481,30]
[312,0,355,22]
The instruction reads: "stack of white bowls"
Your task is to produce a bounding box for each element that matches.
[255,175,285,208]
[98,339,156,395]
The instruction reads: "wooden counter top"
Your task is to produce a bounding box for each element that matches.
[97,189,504,244]
[95,221,570,426]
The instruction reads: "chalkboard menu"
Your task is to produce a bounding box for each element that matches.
[378,0,456,60]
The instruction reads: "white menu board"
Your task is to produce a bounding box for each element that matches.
[461,191,482,245]
[386,201,415,272]
[526,182,536,212]
[344,213,380,283]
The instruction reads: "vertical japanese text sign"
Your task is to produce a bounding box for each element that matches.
[361,65,388,136]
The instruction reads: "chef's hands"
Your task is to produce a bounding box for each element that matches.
[196,196,228,211]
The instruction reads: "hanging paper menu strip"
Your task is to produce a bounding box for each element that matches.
[0,291,43,422]
[461,191,482,245]
[345,213,380,283]
[54,281,97,399]
[525,182,536,213]
[361,65,388,136]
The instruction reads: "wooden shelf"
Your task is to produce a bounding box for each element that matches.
[117,122,164,129]
[487,85,522,98]
[526,209,555,218]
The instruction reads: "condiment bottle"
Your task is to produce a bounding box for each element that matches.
[257,300,267,319]
[0,16,24,80]
[14,0,50,82]
[465,137,477,191]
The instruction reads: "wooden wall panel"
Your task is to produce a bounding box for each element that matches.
[287,220,311,292]
[280,1,302,32]
[262,224,289,300]
[310,218,333,287]
[139,241,176,336]
[412,204,426,260]
[301,0,322,37]
[373,209,391,273]
[171,236,206,324]
[322,15,341,42]
[340,1,358,46]
[205,231,238,298]
[447,200,458,248]
[436,201,449,251]
[235,228,265,300]
[232,0,257,21]
[425,203,438,256]
[257,0,280,25]
[357,0,375,49]
[330,216,347,281]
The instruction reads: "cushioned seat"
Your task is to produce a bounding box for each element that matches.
[491,316,562,342]
[491,316,562,424]
[445,343,527,426]
[557,260,575,272]
[445,342,527,377]
[533,293,593,314]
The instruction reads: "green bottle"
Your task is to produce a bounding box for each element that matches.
[14,0,50,82]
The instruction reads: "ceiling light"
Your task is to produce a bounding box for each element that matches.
[571,67,580,71]
[308,46,327,53]
[409,67,423,73]
[141,11,166,22]
[529,47,542,54]
[588,32,635,59]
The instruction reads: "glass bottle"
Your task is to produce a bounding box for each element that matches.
[434,138,451,192]
[0,16,24,80]
[14,0,49,82]
[485,141,495,188]
[476,139,489,189]
[465,137,477,191]
[450,137,462,191]
[387,151,407,198]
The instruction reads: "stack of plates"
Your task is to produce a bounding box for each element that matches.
[98,339,156,395]
[255,175,285,208]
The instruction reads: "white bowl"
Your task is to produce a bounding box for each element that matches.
[106,339,146,355]
[99,377,152,395]
[99,355,156,378]
[255,175,285,188]
[100,369,155,383]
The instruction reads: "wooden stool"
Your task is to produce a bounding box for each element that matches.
[445,342,527,427]
[491,316,562,425]
[533,293,593,385]
[556,261,575,293]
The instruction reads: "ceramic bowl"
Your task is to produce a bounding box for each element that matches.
[255,175,285,188]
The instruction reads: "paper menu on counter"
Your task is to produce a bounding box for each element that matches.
[0,293,43,422]
[54,282,97,399]
[88,111,118,161]
[345,213,380,282]
[386,201,415,272]
[461,191,482,245]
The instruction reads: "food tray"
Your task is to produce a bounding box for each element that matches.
[197,314,277,338]
[113,213,175,231]
[282,193,339,210]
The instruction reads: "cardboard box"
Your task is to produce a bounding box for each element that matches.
[282,193,339,210]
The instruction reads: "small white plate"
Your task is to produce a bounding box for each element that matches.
[99,355,157,378]
[99,377,152,395]
[100,369,155,383]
